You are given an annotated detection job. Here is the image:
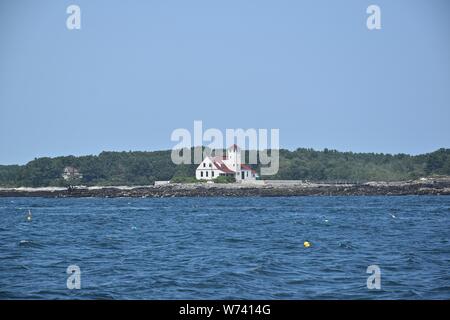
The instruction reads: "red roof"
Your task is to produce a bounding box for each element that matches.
[241,164,257,173]
[210,156,234,173]
[204,155,257,175]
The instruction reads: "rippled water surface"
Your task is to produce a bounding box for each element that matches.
[0,196,449,299]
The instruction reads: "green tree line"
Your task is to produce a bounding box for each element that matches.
[0,148,449,187]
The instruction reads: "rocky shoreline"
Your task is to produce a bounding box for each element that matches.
[0,177,449,198]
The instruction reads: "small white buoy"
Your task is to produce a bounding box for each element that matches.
[26,210,32,222]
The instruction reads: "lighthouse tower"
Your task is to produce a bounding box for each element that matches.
[227,144,241,180]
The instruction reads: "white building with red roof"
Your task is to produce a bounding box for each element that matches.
[195,145,257,181]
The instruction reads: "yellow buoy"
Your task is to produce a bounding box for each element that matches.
[304,241,311,248]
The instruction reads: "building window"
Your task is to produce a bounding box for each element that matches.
[203,163,206,167]
[212,171,215,177]
[247,171,249,177]
[206,171,209,177]
[201,171,203,177]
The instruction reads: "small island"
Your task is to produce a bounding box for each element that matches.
[0,147,449,197]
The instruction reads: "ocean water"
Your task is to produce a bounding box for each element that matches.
[0,196,449,300]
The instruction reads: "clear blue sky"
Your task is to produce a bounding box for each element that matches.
[1,0,449,165]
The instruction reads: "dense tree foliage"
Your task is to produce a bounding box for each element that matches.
[0,148,449,187]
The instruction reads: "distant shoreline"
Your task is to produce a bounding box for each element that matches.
[1,177,449,197]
